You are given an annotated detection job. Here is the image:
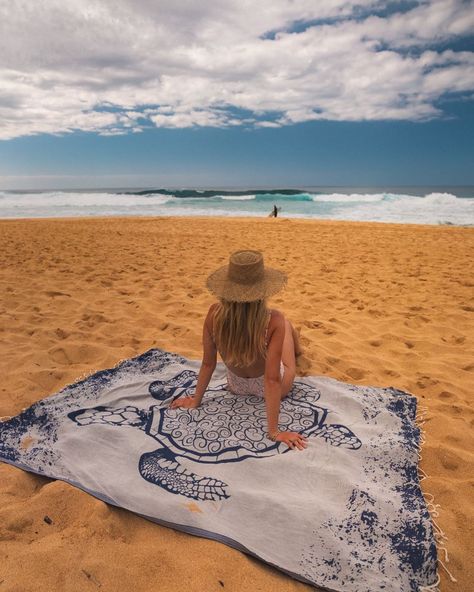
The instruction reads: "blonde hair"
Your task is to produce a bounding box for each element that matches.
[213,299,269,367]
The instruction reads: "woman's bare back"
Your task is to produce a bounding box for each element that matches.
[210,304,278,378]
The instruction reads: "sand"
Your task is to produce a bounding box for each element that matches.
[0,216,472,592]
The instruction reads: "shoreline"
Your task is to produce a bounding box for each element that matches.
[1,213,473,229]
[0,215,472,591]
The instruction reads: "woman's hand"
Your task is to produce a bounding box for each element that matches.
[275,431,308,450]
[168,396,201,410]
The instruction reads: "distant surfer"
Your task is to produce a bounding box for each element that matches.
[269,204,278,218]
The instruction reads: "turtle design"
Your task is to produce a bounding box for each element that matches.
[68,370,361,501]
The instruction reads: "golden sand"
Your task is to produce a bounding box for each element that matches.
[0,216,472,591]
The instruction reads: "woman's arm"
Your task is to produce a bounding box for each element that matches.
[192,305,218,404]
[264,311,285,433]
[264,311,307,451]
[169,304,217,409]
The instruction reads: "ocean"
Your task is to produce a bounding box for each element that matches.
[1,186,473,226]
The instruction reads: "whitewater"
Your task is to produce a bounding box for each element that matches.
[0,187,473,226]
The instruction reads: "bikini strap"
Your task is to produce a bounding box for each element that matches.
[264,310,272,347]
[212,311,217,344]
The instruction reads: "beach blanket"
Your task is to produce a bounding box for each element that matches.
[0,348,437,592]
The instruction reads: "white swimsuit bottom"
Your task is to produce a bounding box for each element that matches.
[226,362,285,397]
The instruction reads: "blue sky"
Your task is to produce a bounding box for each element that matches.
[0,1,473,190]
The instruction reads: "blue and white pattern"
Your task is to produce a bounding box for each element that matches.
[0,348,437,591]
[68,371,361,501]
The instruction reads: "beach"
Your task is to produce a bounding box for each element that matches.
[0,215,472,591]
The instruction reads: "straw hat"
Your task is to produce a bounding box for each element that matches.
[206,250,287,302]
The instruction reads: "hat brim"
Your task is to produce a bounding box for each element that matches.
[206,265,287,302]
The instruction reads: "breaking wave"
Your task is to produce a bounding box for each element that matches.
[0,188,472,225]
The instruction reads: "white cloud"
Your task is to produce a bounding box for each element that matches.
[0,0,473,139]
[150,108,238,128]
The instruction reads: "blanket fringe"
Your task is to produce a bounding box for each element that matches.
[419,573,440,592]
[415,405,457,590]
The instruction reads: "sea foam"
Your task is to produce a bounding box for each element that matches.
[0,189,472,225]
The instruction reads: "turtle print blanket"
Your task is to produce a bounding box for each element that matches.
[0,348,437,592]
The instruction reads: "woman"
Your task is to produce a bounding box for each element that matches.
[170,250,307,451]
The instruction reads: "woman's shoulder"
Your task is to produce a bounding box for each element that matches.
[267,308,285,328]
[268,307,284,319]
[204,302,219,330]
[207,302,219,319]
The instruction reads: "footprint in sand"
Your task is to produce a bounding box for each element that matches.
[441,334,466,345]
[447,404,464,415]
[54,328,69,340]
[45,291,71,298]
[445,434,461,445]
[416,375,439,389]
[439,449,460,471]
[5,516,34,534]
[438,391,455,400]
[368,309,384,318]
[48,343,102,365]
[303,320,324,329]
[345,367,366,380]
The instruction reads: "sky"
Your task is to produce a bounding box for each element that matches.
[0,0,473,190]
